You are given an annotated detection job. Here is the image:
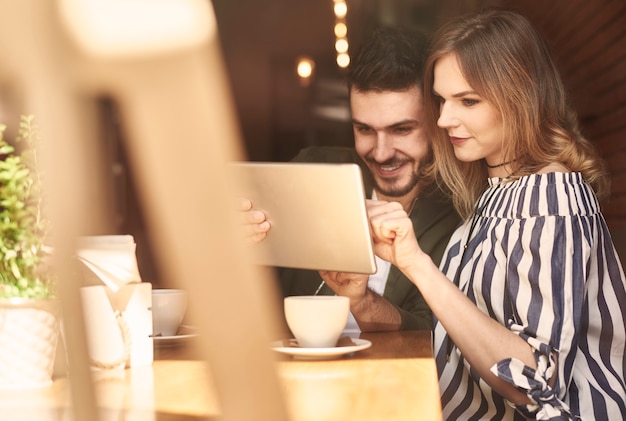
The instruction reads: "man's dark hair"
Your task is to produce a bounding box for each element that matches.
[346,27,428,93]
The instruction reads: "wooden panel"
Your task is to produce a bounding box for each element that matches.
[604,150,626,175]
[610,172,626,196]
[594,129,626,157]
[585,106,626,146]
[563,4,626,78]
[489,0,626,230]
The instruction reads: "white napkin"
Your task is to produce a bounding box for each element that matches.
[76,235,142,292]
[75,235,153,368]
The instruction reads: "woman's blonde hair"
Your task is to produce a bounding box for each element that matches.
[423,8,610,219]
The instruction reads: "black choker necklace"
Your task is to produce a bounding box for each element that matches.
[486,158,517,169]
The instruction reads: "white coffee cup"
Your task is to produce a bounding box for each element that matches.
[284,296,350,348]
[151,289,188,337]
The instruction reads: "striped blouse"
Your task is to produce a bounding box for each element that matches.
[435,172,626,420]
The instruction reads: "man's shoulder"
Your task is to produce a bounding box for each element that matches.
[290,146,360,164]
[419,183,454,206]
[411,184,460,228]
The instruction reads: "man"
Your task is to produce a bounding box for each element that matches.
[242,27,460,331]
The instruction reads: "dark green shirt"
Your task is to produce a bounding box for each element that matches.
[277,147,461,330]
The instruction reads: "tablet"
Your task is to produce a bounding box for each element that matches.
[233,162,377,274]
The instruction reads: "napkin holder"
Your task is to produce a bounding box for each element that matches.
[76,235,153,369]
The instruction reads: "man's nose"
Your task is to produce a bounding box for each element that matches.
[372,134,395,162]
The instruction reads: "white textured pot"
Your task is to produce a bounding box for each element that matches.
[0,298,61,389]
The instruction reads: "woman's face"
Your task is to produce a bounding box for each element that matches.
[433,53,505,168]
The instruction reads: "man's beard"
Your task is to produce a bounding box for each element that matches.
[369,157,427,198]
[374,171,420,197]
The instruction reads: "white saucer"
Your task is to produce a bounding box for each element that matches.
[153,333,198,343]
[153,325,199,346]
[272,338,372,360]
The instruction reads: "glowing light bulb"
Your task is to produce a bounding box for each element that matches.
[334,22,347,38]
[335,38,348,53]
[334,2,347,18]
[336,53,350,68]
[296,56,315,83]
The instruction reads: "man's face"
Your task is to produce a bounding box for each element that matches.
[351,86,430,200]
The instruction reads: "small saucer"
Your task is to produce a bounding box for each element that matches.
[272,338,372,360]
[153,325,199,346]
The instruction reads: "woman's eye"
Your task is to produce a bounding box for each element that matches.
[462,98,479,106]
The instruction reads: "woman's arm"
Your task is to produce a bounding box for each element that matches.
[367,200,535,404]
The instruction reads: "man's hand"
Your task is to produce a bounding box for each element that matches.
[318,271,369,306]
[239,198,271,243]
[319,269,402,331]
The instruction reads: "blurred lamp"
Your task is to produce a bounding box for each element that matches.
[337,53,350,68]
[335,38,348,54]
[333,1,347,18]
[334,22,347,38]
[296,56,315,86]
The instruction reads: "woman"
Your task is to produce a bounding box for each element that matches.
[368,8,626,420]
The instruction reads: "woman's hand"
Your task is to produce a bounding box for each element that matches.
[366,199,422,271]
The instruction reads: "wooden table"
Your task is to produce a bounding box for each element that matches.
[0,330,442,421]
[274,330,442,421]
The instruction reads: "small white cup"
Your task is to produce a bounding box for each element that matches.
[284,296,350,348]
[151,289,188,337]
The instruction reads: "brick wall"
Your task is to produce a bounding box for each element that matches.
[496,1,626,262]
[506,1,626,230]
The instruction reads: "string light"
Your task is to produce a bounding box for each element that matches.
[336,52,350,68]
[334,22,347,38]
[333,1,349,69]
[333,1,347,18]
[335,38,348,54]
[294,1,351,82]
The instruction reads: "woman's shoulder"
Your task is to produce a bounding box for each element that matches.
[504,164,582,187]
[536,162,570,174]
[491,169,598,218]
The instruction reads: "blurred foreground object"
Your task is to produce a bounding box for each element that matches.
[0,0,288,419]
[77,235,152,370]
[0,114,61,390]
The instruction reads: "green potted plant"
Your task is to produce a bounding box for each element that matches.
[0,114,61,389]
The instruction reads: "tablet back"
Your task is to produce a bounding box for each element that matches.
[234,162,377,274]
